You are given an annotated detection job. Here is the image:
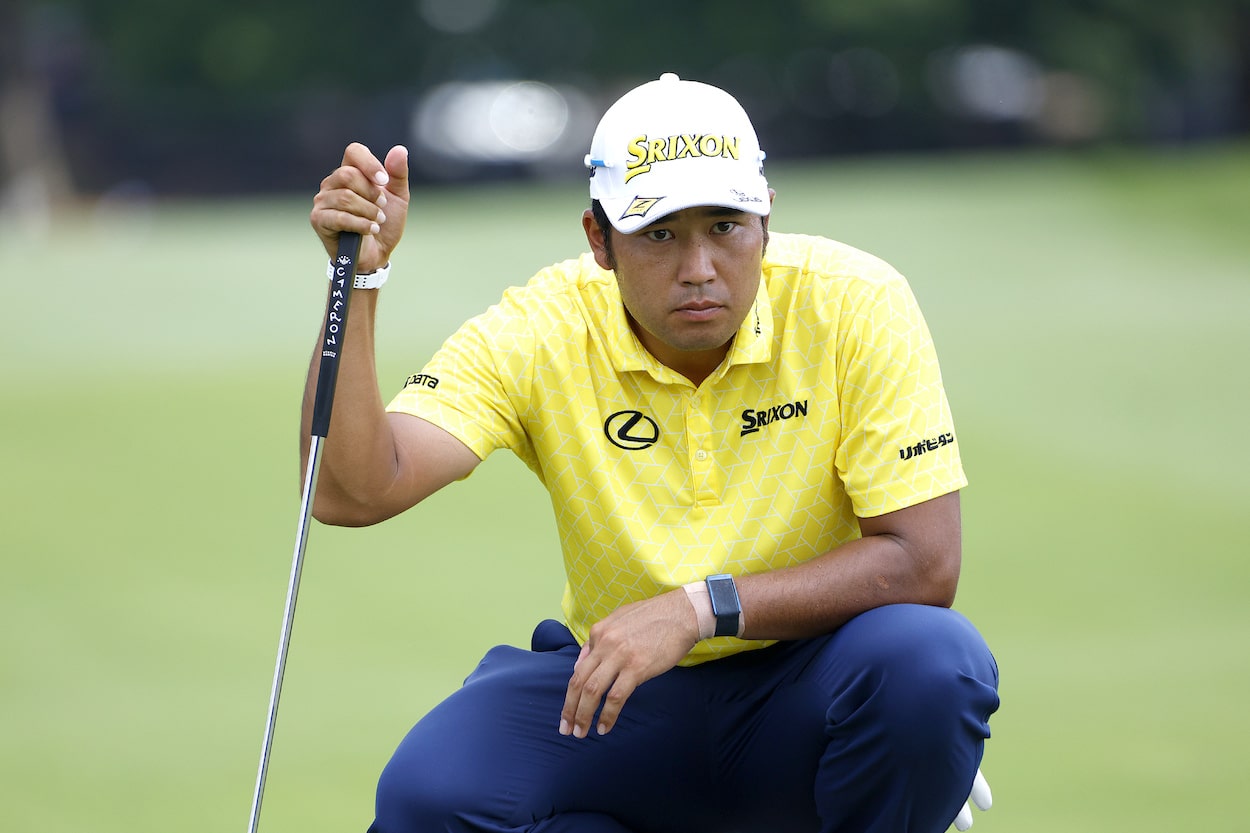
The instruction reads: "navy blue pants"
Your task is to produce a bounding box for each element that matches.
[368,604,999,833]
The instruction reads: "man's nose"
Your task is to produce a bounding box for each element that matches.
[677,237,715,285]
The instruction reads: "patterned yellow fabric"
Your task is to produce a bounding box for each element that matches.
[387,232,966,665]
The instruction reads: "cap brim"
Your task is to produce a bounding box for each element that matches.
[600,182,771,234]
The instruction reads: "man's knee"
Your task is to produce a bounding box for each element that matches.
[373,751,474,833]
[370,643,576,833]
[826,605,999,747]
[370,688,516,833]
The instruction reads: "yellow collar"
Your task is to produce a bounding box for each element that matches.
[603,273,774,386]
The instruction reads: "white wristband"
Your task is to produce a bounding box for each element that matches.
[327,259,390,290]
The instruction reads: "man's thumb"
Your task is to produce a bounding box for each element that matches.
[385,145,409,191]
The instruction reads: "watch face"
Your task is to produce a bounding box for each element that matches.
[706,575,741,636]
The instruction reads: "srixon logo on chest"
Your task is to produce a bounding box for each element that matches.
[739,400,808,437]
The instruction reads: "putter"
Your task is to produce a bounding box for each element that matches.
[247,231,363,833]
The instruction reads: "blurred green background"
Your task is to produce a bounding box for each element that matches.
[3,1,1250,831]
[5,146,1249,832]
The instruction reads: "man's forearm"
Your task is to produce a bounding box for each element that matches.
[734,492,962,641]
[299,286,397,525]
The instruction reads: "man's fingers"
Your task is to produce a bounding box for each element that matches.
[315,207,381,238]
[568,661,616,738]
[311,186,384,240]
[593,676,636,736]
[558,592,700,741]
[309,142,410,272]
[953,802,973,831]
[559,639,640,739]
[322,143,394,218]
[341,142,388,185]
[311,159,393,252]
[561,661,641,739]
[316,185,386,224]
[320,164,387,210]
[559,645,598,737]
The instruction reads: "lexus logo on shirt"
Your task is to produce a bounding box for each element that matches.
[604,410,660,450]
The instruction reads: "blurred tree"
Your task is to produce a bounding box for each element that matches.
[21,0,1250,192]
[0,0,75,220]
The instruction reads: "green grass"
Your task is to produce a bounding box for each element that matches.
[3,143,1248,832]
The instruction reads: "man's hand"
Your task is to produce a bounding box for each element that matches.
[952,768,992,831]
[559,589,700,739]
[310,143,410,274]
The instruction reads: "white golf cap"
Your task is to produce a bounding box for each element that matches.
[585,73,770,234]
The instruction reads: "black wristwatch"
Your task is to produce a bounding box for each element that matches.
[705,574,741,638]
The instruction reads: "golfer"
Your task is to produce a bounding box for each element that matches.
[305,73,999,833]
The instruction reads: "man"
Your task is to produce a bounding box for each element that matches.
[305,73,999,833]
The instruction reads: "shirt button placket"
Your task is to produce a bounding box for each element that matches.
[687,393,716,504]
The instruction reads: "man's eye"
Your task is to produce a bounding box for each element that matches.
[647,229,672,241]
[712,221,736,234]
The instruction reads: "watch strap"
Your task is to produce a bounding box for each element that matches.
[328,258,390,290]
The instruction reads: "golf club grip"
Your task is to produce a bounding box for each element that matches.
[311,232,363,438]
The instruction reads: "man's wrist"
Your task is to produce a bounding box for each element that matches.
[682,582,717,640]
[683,578,746,639]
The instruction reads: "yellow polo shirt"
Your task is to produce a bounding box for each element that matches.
[387,232,966,664]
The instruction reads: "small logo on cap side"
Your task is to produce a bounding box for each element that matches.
[621,197,662,220]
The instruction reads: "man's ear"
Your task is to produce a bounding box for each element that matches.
[582,209,614,271]
[761,189,775,247]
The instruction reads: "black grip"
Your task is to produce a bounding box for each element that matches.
[311,232,363,438]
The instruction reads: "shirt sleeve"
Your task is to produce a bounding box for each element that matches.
[385,300,538,470]
[833,270,967,517]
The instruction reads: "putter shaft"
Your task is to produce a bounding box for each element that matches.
[247,438,324,833]
[247,232,361,833]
